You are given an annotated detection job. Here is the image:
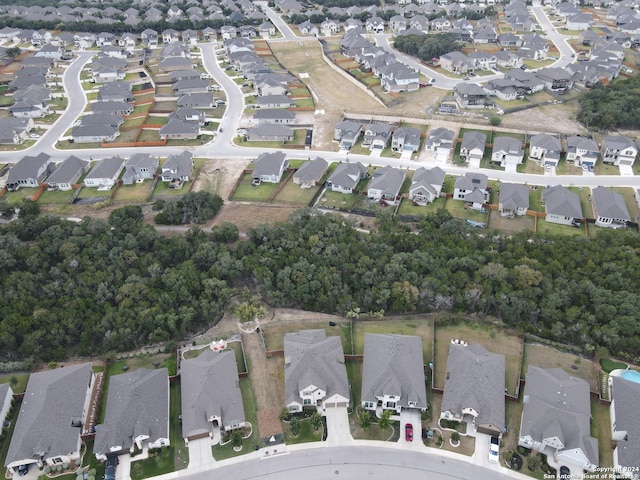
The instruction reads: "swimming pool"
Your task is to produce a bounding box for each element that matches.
[620,369,640,384]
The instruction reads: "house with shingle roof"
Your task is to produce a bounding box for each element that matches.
[529,133,562,167]
[519,366,598,473]
[367,166,405,203]
[499,183,530,217]
[363,122,393,150]
[5,152,53,191]
[177,93,215,109]
[334,120,362,150]
[4,364,94,476]
[454,172,489,210]
[361,334,428,414]
[246,124,293,142]
[591,186,631,228]
[326,162,367,194]
[460,131,486,167]
[181,348,245,443]
[252,151,288,184]
[409,166,444,206]
[541,185,583,226]
[284,330,349,413]
[566,136,598,168]
[45,155,89,191]
[392,127,421,153]
[491,136,524,167]
[293,157,328,188]
[252,109,296,124]
[441,342,505,436]
[161,151,193,183]
[94,368,169,460]
[425,127,454,162]
[72,125,119,144]
[84,156,125,189]
[601,135,637,166]
[610,376,640,477]
[122,154,159,185]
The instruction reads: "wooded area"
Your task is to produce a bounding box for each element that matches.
[393,33,462,63]
[1,207,639,363]
[578,77,640,130]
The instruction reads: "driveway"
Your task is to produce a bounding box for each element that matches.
[399,410,422,447]
[115,454,131,480]
[619,164,634,176]
[187,437,216,471]
[470,432,505,473]
[323,406,353,446]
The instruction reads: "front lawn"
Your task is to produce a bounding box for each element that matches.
[282,417,323,444]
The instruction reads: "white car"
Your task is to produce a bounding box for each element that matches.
[29,134,40,139]
[489,436,500,464]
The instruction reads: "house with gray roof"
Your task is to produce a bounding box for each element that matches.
[0,118,32,145]
[172,78,209,95]
[257,95,296,109]
[181,348,245,443]
[177,93,215,109]
[519,366,598,473]
[79,113,123,128]
[529,133,562,167]
[541,185,583,226]
[91,101,133,116]
[159,119,199,140]
[122,154,159,185]
[326,162,367,194]
[94,368,169,460]
[601,135,637,166]
[5,363,94,476]
[252,151,288,185]
[72,125,119,144]
[98,82,133,103]
[84,156,125,189]
[454,83,488,109]
[367,166,405,204]
[499,183,529,217]
[9,98,49,119]
[460,131,486,167]
[362,122,393,150]
[293,157,328,188]
[591,186,631,228]
[333,120,362,150]
[566,136,599,168]
[441,342,505,436]
[45,156,89,191]
[5,152,53,191]
[246,124,293,142]
[284,330,349,413]
[453,172,489,210]
[610,376,640,477]
[159,56,193,72]
[491,136,524,167]
[361,334,428,414]
[169,107,205,125]
[253,109,296,124]
[160,151,193,183]
[391,127,421,153]
[425,127,455,162]
[409,166,444,206]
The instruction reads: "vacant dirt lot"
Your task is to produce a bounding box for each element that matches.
[501,99,587,134]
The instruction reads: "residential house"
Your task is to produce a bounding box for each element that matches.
[180,348,245,444]
[72,125,119,144]
[259,21,276,37]
[122,154,159,185]
[591,186,631,228]
[518,366,598,473]
[499,183,530,217]
[0,384,13,430]
[541,185,583,226]
[91,101,133,116]
[172,79,209,95]
[378,63,419,93]
[536,67,573,92]
[468,52,497,70]
[361,334,428,414]
[169,69,202,82]
[35,44,62,60]
[566,136,599,167]
[4,364,94,476]
[119,33,138,52]
[98,82,133,103]
[292,157,328,188]
[454,83,487,109]
[158,119,199,140]
[182,29,199,46]
[160,151,194,183]
[334,120,362,150]
[425,127,455,162]
[84,156,125,189]
[169,107,205,125]
[0,118,32,145]
[251,151,288,185]
[162,29,180,44]
[326,162,367,193]
[79,113,123,128]
[257,95,295,109]
[321,19,341,36]
[505,69,544,93]
[256,76,289,97]
[491,136,524,167]
[460,131,487,167]
[389,15,407,33]
[220,25,238,40]
[159,57,193,73]
[601,135,637,166]
[246,124,293,142]
[239,26,257,39]
[391,127,421,153]
[609,376,640,478]
[365,16,385,33]
[439,51,474,74]
[367,166,405,204]
[363,122,393,150]
[177,93,216,109]
[45,156,89,191]
[497,32,523,49]
[298,21,319,36]
[9,98,49,119]
[253,109,296,125]
[566,13,593,30]
[453,172,490,210]
[94,368,169,460]
[409,166,444,206]
[5,152,53,191]
[529,133,562,167]
[284,330,349,413]
[441,342,505,436]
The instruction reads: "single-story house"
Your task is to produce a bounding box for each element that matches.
[518,366,598,473]
[158,119,199,140]
[499,183,530,217]
[252,109,296,124]
[5,364,94,476]
[177,93,215,109]
[441,342,505,436]
[361,334,428,414]
[180,348,245,444]
[84,156,125,189]
[284,330,349,413]
[251,151,288,185]
[72,125,119,144]
[541,185,583,226]
[292,157,328,188]
[591,186,631,229]
[367,166,405,204]
[172,78,209,95]
[45,155,89,191]
[409,166,445,206]
[326,162,367,193]
[246,124,293,142]
[94,368,169,460]
[257,95,295,109]
[91,101,133,116]
[5,152,53,191]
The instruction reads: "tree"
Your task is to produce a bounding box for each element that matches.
[489,115,502,126]
[289,416,300,436]
[210,222,239,243]
[16,199,40,219]
[310,411,323,431]
[234,301,267,323]
[230,430,243,448]
[359,411,372,430]
[378,409,392,430]
[6,46,21,59]
[451,431,461,443]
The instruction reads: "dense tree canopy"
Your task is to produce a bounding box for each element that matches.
[1,208,640,362]
[154,191,223,225]
[577,77,640,130]
[393,33,462,62]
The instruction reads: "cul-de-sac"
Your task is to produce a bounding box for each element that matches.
[0,0,639,479]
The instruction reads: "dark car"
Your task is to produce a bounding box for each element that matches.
[405,423,413,442]
[17,465,28,476]
[104,456,118,480]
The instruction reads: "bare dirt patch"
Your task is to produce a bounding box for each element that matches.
[213,202,300,231]
[501,100,587,134]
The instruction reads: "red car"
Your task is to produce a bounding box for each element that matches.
[405,423,413,442]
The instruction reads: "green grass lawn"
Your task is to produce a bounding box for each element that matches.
[282,417,323,444]
[37,189,76,205]
[0,373,29,393]
[142,116,168,125]
[317,189,360,210]
[353,316,433,359]
[115,183,154,203]
[536,219,585,237]
[290,87,310,96]
[396,198,447,218]
[294,97,314,108]
[234,138,283,148]
[445,197,490,223]
[152,178,192,197]
[591,398,613,469]
[1,188,39,204]
[122,117,146,128]
[274,179,321,205]
[599,358,627,374]
[232,175,280,202]
[212,378,260,460]
[262,320,352,354]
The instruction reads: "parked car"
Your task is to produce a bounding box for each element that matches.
[17,465,29,476]
[405,423,413,442]
[489,436,499,463]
